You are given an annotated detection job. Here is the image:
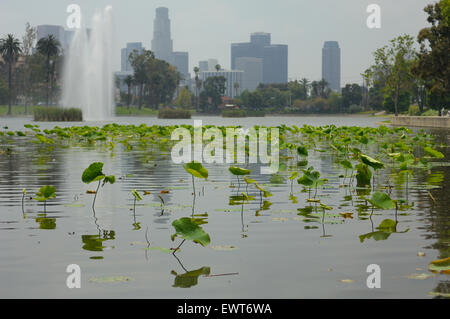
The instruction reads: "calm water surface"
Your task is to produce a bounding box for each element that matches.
[0,115,448,298]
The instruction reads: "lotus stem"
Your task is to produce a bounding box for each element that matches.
[92,180,101,210]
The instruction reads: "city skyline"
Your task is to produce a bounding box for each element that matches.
[0,0,431,85]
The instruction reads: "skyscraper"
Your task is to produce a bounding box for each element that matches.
[151,7,189,82]
[235,57,263,92]
[231,32,288,85]
[322,41,341,92]
[151,7,173,63]
[121,42,144,72]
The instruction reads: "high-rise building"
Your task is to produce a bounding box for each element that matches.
[151,7,173,63]
[235,57,263,92]
[200,70,244,98]
[121,42,144,72]
[322,41,341,92]
[199,61,209,72]
[263,45,288,85]
[173,51,189,80]
[151,7,189,82]
[231,32,288,85]
[37,25,65,51]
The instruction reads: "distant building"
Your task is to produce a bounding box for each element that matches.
[198,60,209,72]
[151,7,173,63]
[322,41,341,92]
[151,7,189,82]
[37,25,66,52]
[231,32,288,85]
[207,59,219,71]
[200,70,243,98]
[121,42,144,72]
[235,57,263,92]
[173,51,190,83]
[115,71,134,93]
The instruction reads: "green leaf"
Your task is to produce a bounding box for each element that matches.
[360,154,384,170]
[183,161,208,179]
[171,217,211,247]
[229,166,251,176]
[82,162,105,184]
[428,257,450,274]
[340,159,353,169]
[289,171,299,180]
[297,145,308,157]
[131,189,142,201]
[356,163,372,188]
[103,175,116,185]
[424,146,444,159]
[172,267,210,288]
[35,185,56,201]
[369,192,395,210]
[243,176,256,184]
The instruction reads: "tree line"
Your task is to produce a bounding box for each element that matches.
[0,23,62,114]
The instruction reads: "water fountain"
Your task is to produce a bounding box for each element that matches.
[62,6,115,121]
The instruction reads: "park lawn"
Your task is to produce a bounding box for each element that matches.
[0,105,35,116]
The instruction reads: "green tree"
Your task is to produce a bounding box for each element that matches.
[341,83,362,110]
[215,64,221,72]
[202,76,226,112]
[36,34,60,106]
[299,78,310,99]
[21,23,36,114]
[233,82,240,98]
[176,87,192,109]
[412,0,450,109]
[124,75,134,108]
[369,34,416,116]
[193,66,200,109]
[0,34,22,114]
[129,49,153,109]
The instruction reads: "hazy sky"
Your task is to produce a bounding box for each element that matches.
[0,0,432,85]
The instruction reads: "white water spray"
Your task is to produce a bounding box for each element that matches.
[62,6,115,121]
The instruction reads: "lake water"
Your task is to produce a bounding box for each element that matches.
[0,115,448,299]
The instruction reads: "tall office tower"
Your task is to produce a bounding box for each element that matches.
[199,61,209,72]
[263,45,288,85]
[322,41,341,92]
[235,57,263,92]
[151,7,174,63]
[121,42,144,72]
[250,32,271,46]
[37,25,65,51]
[231,32,288,85]
[173,51,189,80]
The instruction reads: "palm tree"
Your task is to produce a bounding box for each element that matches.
[311,81,320,98]
[193,66,200,109]
[318,79,329,98]
[299,78,310,99]
[233,82,240,98]
[0,34,22,115]
[36,35,60,106]
[124,75,134,108]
